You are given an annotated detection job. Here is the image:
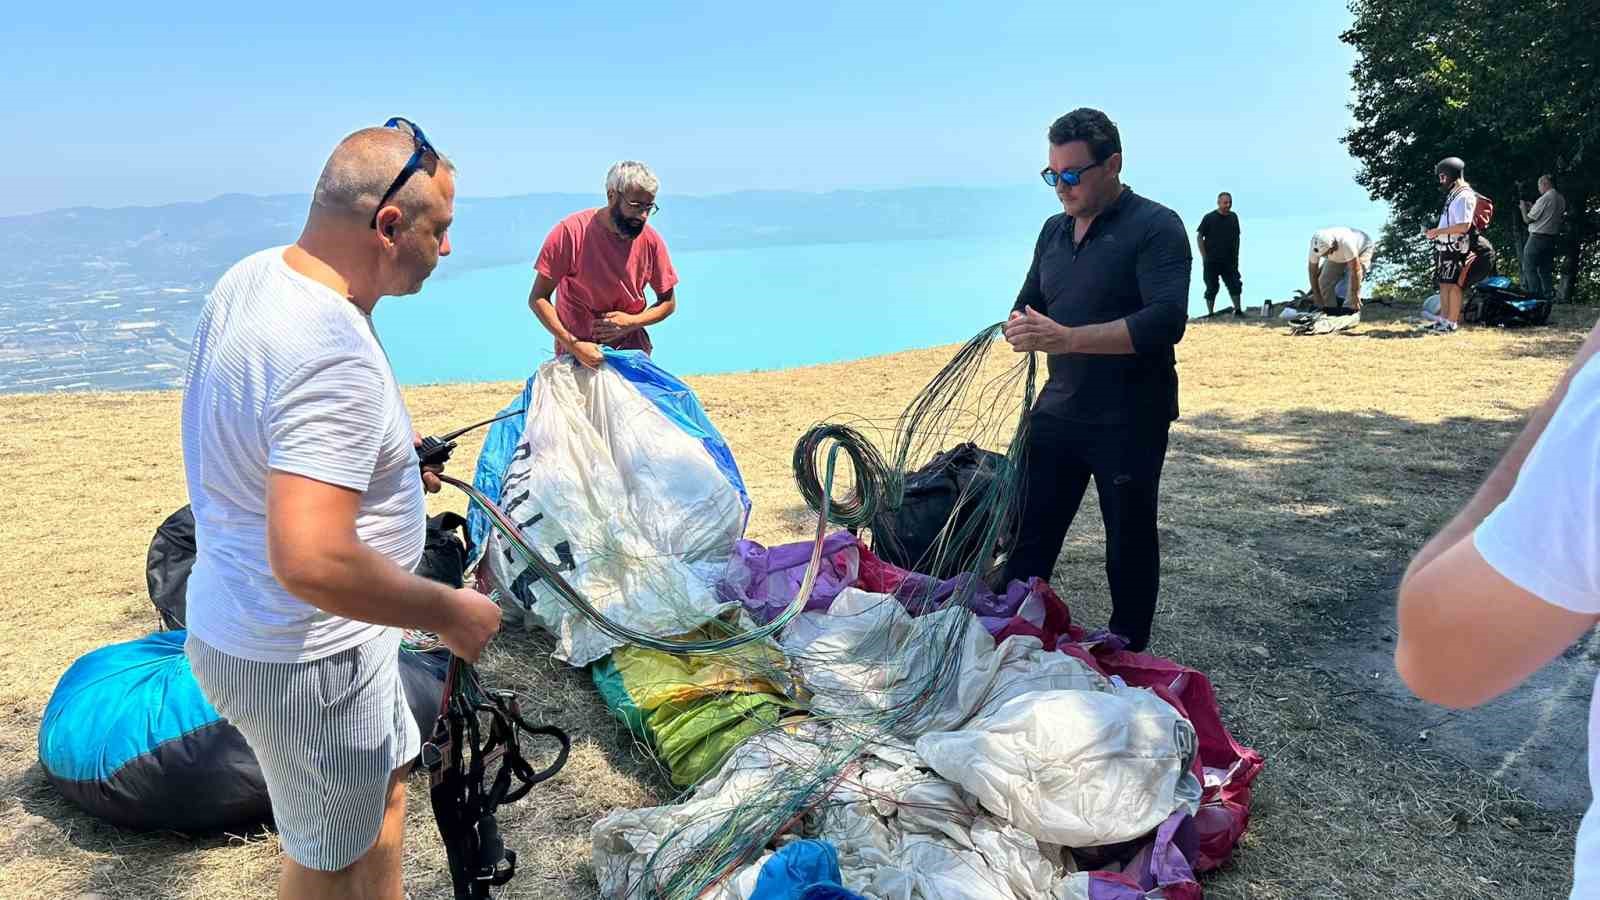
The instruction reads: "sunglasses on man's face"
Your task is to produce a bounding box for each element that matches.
[370,117,438,230]
[1040,159,1103,188]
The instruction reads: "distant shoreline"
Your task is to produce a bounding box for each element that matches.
[0,335,984,400]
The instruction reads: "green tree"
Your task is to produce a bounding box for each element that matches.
[1342,0,1599,299]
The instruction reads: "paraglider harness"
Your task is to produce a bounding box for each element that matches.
[416,407,570,899]
[422,656,570,899]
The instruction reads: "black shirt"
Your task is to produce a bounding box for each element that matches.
[1013,187,1191,425]
[1197,210,1240,264]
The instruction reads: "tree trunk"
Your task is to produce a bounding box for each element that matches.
[1512,180,1528,274]
[1560,191,1589,302]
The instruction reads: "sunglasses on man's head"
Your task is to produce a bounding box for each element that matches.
[1040,159,1103,188]
[370,117,438,230]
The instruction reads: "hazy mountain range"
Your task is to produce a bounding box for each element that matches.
[0,187,1050,392]
[2,187,1051,288]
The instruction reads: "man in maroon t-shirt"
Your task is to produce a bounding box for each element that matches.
[527,160,680,368]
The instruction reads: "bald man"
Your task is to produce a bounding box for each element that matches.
[179,120,502,900]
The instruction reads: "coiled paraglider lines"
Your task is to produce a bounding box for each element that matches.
[790,422,892,530]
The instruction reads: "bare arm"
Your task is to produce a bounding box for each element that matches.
[1522,194,1546,224]
[1396,319,1600,706]
[594,288,676,344]
[628,288,677,328]
[1403,320,1600,582]
[1308,260,1321,300]
[1397,541,1599,708]
[529,273,605,368]
[266,471,501,659]
[1347,257,1364,308]
[528,273,578,352]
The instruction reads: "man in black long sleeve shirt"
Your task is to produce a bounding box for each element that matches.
[1002,107,1191,653]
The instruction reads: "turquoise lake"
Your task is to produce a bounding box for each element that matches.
[375,211,1384,387]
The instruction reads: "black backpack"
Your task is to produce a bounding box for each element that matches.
[869,443,1015,579]
[1467,277,1553,328]
[146,506,197,631]
[145,507,472,629]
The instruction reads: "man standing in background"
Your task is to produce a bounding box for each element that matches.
[1001,107,1190,653]
[527,160,680,369]
[1197,192,1243,317]
[1521,174,1567,299]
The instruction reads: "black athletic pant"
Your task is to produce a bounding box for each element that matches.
[1203,259,1242,306]
[1002,412,1170,652]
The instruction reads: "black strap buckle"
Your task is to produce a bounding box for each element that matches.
[425,658,571,899]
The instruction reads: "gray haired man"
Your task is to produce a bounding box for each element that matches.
[527,160,680,368]
[1520,174,1567,299]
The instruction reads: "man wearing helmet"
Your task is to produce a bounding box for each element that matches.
[1307,226,1374,311]
[1424,156,1496,333]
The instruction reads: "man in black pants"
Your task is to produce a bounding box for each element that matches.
[1002,108,1190,653]
[1197,192,1242,316]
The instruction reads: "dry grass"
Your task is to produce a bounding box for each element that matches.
[1,302,1594,898]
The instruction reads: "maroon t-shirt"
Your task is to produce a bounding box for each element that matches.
[534,208,679,355]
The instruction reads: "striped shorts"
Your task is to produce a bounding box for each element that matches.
[186,630,421,871]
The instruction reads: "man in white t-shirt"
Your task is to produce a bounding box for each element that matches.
[180,120,502,900]
[1307,226,1375,311]
[1396,319,1600,898]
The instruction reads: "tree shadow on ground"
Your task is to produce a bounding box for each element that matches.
[1074,404,1587,897]
[4,763,266,899]
[12,397,1587,900]
[1161,405,1517,636]
[2,619,663,900]
[1344,328,1431,341]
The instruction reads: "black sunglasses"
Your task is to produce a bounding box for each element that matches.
[370,117,438,230]
[1040,159,1103,188]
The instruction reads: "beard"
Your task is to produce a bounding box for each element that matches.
[610,204,646,238]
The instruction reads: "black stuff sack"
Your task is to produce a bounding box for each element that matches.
[146,505,196,631]
[870,442,1013,579]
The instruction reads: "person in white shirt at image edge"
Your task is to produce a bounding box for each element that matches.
[178,119,502,900]
[1396,317,1600,899]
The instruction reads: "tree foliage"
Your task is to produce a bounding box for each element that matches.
[1342,0,1600,298]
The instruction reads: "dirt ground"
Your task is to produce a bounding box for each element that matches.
[1,300,1595,899]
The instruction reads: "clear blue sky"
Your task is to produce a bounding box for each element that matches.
[4,1,1373,218]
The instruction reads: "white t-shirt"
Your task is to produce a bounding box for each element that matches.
[1437,185,1478,253]
[1475,354,1600,898]
[180,247,426,663]
[1308,227,1372,265]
